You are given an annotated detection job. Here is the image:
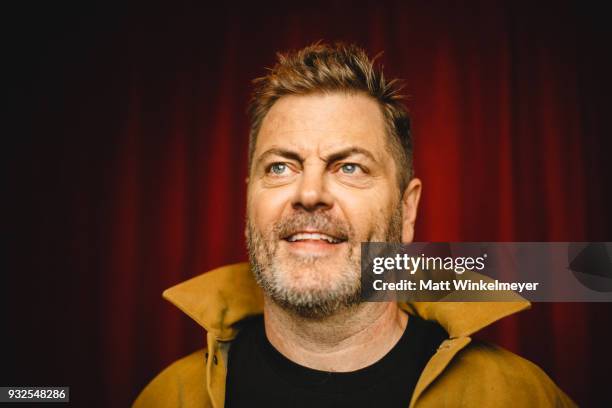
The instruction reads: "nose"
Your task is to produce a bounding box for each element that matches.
[292,164,333,212]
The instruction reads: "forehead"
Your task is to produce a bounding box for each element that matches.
[255,92,388,157]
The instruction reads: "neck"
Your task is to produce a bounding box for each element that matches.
[263,297,408,372]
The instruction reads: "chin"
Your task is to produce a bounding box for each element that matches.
[272,284,363,320]
[275,257,352,289]
[266,261,361,315]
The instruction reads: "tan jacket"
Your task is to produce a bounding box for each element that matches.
[134,263,576,407]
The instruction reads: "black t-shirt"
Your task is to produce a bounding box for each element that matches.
[225,313,447,408]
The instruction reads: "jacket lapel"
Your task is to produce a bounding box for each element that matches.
[163,262,531,407]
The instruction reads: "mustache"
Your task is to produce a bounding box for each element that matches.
[274,212,352,241]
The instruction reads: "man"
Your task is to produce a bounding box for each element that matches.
[134,43,575,407]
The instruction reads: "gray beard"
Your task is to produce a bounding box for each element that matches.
[246,207,402,319]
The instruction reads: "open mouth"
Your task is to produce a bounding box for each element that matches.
[283,231,347,244]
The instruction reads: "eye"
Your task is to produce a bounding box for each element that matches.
[269,163,288,175]
[340,163,360,174]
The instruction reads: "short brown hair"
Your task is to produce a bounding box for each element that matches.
[247,42,413,191]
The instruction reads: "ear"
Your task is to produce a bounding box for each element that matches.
[401,178,422,243]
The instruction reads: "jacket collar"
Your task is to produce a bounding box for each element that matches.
[163,262,530,341]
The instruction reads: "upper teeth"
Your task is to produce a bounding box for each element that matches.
[287,233,340,243]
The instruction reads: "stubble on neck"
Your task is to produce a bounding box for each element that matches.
[263,296,408,372]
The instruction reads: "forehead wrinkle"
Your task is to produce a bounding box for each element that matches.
[260,93,385,137]
[255,93,390,167]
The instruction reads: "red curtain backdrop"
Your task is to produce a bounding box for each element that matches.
[6,1,612,406]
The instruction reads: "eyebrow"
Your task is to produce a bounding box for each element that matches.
[256,148,304,168]
[255,146,378,168]
[325,147,378,164]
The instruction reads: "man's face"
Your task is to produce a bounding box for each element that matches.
[246,92,407,318]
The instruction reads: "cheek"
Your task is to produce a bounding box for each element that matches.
[335,189,398,236]
[247,186,294,230]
